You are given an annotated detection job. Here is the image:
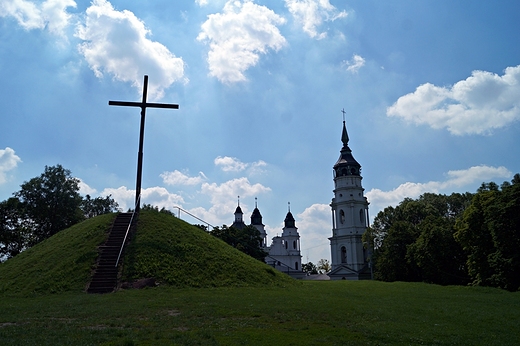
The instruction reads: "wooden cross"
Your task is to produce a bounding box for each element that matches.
[109,75,179,214]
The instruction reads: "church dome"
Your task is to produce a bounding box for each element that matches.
[251,207,263,225]
[284,211,296,228]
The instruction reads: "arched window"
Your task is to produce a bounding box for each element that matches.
[340,210,345,224]
[285,241,288,249]
[341,246,347,263]
[295,262,299,270]
[293,240,296,249]
[359,209,364,224]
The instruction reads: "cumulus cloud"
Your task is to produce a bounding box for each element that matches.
[214,156,267,173]
[197,0,286,83]
[366,165,512,214]
[344,54,365,73]
[100,185,184,211]
[0,0,76,35]
[387,65,520,135]
[76,0,185,99]
[296,203,331,262]
[285,0,347,39]
[0,147,22,184]
[195,0,208,6]
[160,170,207,186]
[78,178,97,195]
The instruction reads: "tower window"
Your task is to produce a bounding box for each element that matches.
[293,240,296,249]
[341,246,347,263]
[295,262,299,270]
[340,210,345,224]
[285,241,288,249]
[359,209,364,224]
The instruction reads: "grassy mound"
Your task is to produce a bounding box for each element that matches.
[122,210,295,288]
[0,213,116,296]
[0,210,294,296]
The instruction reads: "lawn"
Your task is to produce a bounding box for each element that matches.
[1,280,518,345]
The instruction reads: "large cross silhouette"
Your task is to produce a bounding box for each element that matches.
[109,75,179,214]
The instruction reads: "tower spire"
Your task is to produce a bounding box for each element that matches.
[341,109,349,147]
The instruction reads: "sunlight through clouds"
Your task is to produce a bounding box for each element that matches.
[388,65,520,135]
[0,0,76,35]
[197,0,286,83]
[285,0,347,39]
[76,0,185,99]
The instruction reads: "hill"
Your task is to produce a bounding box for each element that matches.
[121,210,295,288]
[0,210,294,296]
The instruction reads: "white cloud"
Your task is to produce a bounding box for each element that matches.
[285,0,347,39]
[344,54,365,73]
[78,178,97,195]
[0,0,76,35]
[100,185,184,211]
[76,0,185,99]
[296,203,331,263]
[197,0,286,83]
[195,0,208,6]
[214,156,267,173]
[0,147,22,184]
[160,170,207,186]
[366,165,512,214]
[387,65,520,135]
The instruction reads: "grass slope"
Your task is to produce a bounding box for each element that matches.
[122,210,295,288]
[0,213,116,296]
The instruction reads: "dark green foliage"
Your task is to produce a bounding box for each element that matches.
[371,192,473,285]
[455,174,520,291]
[302,261,318,274]
[14,164,84,245]
[0,165,119,260]
[210,224,268,262]
[81,194,120,219]
[121,211,293,288]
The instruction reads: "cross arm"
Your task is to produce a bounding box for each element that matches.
[108,101,179,109]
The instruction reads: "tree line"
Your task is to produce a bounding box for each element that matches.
[0,165,119,260]
[365,174,520,291]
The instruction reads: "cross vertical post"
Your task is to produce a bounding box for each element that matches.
[109,75,179,214]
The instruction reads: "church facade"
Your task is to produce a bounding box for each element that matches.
[230,201,305,279]
[328,120,371,280]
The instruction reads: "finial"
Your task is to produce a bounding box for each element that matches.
[288,201,291,212]
[255,197,258,208]
[341,108,346,122]
[237,195,240,206]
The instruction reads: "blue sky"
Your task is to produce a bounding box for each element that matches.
[1,0,519,264]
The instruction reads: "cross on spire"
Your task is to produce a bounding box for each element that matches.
[341,108,346,122]
[109,75,179,214]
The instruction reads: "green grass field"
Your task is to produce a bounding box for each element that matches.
[0,211,519,345]
[0,281,519,345]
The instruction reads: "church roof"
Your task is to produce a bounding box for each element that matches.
[334,121,361,175]
[234,205,243,214]
[284,211,296,228]
[251,207,263,225]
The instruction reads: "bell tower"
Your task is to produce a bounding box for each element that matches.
[328,113,371,280]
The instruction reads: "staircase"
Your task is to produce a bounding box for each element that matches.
[87,213,134,294]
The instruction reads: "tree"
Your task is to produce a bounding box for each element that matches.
[81,194,119,219]
[0,197,31,259]
[372,192,472,285]
[455,174,520,291]
[14,165,83,245]
[302,262,318,275]
[211,225,267,262]
[317,259,331,274]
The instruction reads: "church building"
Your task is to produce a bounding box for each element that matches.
[327,119,371,280]
[230,200,305,279]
